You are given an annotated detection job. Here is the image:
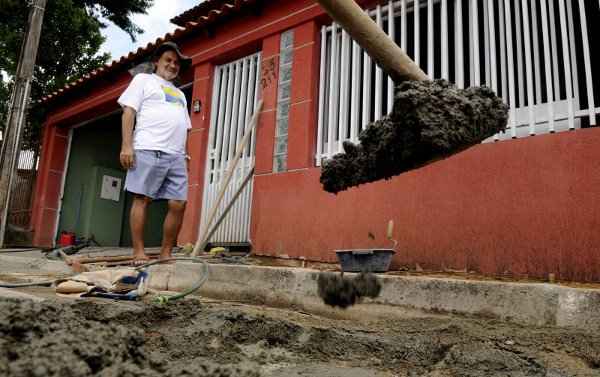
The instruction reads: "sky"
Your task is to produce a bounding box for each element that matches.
[2,2,200,142]
[99,0,203,62]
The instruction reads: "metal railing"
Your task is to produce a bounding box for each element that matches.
[316,0,598,165]
[200,52,261,244]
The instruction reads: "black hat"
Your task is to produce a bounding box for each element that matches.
[152,42,192,70]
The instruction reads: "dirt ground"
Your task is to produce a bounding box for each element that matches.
[1,293,600,377]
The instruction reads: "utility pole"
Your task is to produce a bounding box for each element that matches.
[0,0,47,247]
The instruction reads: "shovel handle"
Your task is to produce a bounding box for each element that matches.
[316,0,429,83]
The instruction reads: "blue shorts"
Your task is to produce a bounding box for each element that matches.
[124,150,188,201]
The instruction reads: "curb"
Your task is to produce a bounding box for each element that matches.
[1,253,598,330]
[147,263,600,330]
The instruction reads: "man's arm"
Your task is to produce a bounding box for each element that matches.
[120,106,136,170]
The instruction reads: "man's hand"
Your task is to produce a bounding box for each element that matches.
[121,106,136,170]
[120,146,135,170]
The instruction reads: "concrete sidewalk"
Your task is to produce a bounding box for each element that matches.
[1,252,599,330]
[0,253,72,275]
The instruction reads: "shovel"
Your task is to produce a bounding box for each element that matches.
[316,0,428,83]
[315,0,508,193]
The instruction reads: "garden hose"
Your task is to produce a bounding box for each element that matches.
[134,257,210,305]
[1,257,209,305]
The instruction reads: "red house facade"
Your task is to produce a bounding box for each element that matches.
[32,0,600,281]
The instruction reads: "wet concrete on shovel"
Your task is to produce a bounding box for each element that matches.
[2,296,599,376]
[320,80,509,194]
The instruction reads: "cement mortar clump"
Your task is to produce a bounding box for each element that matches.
[317,273,358,308]
[317,272,382,308]
[320,79,509,193]
[352,272,381,298]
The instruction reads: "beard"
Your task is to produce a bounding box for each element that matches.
[156,67,178,81]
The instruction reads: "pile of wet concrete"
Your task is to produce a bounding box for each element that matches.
[0,298,259,377]
[317,272,382,309]
[320,80,509,193]
[2,296,600,376]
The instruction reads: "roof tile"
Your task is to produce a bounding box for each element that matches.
[40,0,256,105]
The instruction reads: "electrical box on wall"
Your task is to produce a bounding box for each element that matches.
[79,166,126,246]
[100,175,122,202]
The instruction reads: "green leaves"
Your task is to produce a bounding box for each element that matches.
[0,0,152,142]
[75,0,153,40]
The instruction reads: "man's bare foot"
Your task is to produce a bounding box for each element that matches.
[66,258,88,273]
[132,252,150,266]
[159,249,174,263]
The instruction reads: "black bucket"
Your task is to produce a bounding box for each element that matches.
[335,249,395,273]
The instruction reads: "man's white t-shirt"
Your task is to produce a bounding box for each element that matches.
[118,73,192,155]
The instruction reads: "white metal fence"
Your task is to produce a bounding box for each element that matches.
[200,52,261,244]
[7,149,39,229]
[316,0,599,164]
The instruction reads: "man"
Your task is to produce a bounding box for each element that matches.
[118,42,192,263]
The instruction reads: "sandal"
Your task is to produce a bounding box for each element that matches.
[130,258,150,267]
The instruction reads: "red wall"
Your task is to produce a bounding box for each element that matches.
[32,0,324,247]
[33,0,600,282]
[31,123,70,246]
[251,128,600,282]
[179,63,214,243]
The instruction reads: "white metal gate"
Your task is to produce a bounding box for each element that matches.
[317,0,598,164]
[200,52,261,244]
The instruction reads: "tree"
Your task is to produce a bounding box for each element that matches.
[0,0,153,147]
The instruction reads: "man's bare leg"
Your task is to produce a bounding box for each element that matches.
[160,199,186,260]
[131,195,151,262]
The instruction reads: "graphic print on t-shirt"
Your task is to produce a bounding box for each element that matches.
[162,85,185,107]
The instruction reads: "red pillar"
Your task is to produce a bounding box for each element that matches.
[249,33,282,247]
[254,34,281,175]
[31,123,69,247]
[287,21,321,170]
[178,63,215,245]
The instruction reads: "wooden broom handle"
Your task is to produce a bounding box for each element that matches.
[316,0,429,83]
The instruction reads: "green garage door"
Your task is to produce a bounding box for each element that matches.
[57,114,167,247]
